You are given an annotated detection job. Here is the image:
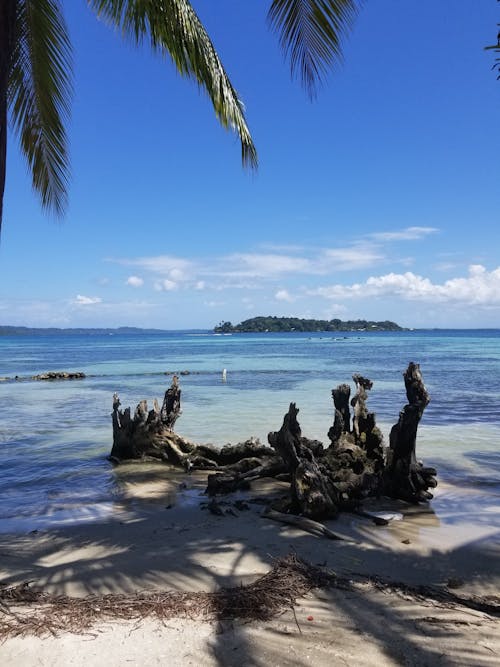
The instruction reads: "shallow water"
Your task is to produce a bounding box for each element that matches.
[0,329,499,531]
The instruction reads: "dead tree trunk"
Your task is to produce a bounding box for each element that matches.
[322,374,385,502]
[268,403,341,518]
[328,383,350,443]
[384,362,437,502]
[110,377,279,474]
[110,362,438,518]
[160,375,182,430]
[267,364,437,518]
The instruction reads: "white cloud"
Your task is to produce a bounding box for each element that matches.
[309,265,500,307]
[260,243,307,253]
[108,229,438,299]
[221,253,311,278]
[112,255,194,279]
[126,275,144,287]
[111,254,204,288]
[154,279,178,292]
[213,280,261,291]
[370,226,439,241]
[111,242,386,293]
[168,268,184,281]
[275,289,294,302]
[216,245,385,278]
[322,245,384,270]
[74,295,102,305]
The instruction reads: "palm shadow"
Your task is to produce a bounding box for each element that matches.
[0,460,499,666]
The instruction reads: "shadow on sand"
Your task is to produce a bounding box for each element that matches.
[1,462,499,666]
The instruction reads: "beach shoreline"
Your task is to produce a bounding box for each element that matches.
[1,468,499,665]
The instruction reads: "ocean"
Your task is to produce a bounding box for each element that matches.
[0,329,499,532]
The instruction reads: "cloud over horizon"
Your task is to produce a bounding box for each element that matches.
[110,225,439,289]
[74,295,102,305]
[126,276,144,287]
[369,226,439,241]
[95,228,499,327]
[309,265,500,307]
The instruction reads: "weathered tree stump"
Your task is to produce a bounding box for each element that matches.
[384,362,437,502]
[110,377,280,475]
[265,363,437,517]
[160,375,182,430]
[110,362,438,519]
[268,403,340,518]
[321,374,386,504]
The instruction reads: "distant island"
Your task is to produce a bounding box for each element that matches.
[214,316,404,333]
[0,326,172,336]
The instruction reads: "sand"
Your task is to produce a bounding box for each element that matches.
[1,466,499,666]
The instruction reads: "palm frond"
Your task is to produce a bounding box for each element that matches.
[0,0,18,230]
[484,26,500,80]
[268,0,359,98]
[8,0,72,217]
[89,0,257,168]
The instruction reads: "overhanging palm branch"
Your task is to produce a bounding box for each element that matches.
[88,0,258,169]
[485,26,500,80]
[268,0,359,98]
[8,0,72,224]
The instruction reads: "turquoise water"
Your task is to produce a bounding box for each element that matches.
[0,330,499,531]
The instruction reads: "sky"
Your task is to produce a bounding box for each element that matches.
[1,0,499,330]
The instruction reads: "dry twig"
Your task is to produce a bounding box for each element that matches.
[0,554,333,640]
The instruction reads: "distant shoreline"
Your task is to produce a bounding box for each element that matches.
[0,326,206,336]
[0,325,499,336]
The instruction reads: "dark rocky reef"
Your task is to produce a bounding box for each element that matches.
[33,371,86,380]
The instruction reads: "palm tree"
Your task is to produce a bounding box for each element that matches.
[0,0,359,230]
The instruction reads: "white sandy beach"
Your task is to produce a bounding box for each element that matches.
[1,467,499,666]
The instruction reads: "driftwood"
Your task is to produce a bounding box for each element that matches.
[205,460,286,496]
[384,362,437,502]
[110,376,280,475]
[110,362,437,520]
[268,403,340,518]
[265,362,436,518]
[262,508,351,541]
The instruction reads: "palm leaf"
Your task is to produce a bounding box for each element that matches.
[88,0,257,168]
[268,0,359,97]
[0,0,17,229]
[484,26,500,80]
[8,0,72,217]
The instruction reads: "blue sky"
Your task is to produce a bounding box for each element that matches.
[1,0,499,329]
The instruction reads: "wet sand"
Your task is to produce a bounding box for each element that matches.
[1,468,499,666]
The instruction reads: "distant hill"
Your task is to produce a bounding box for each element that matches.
[0,326,172,336]
[214,316,404,333]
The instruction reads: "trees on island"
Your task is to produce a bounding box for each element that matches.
[215,316,403,333]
